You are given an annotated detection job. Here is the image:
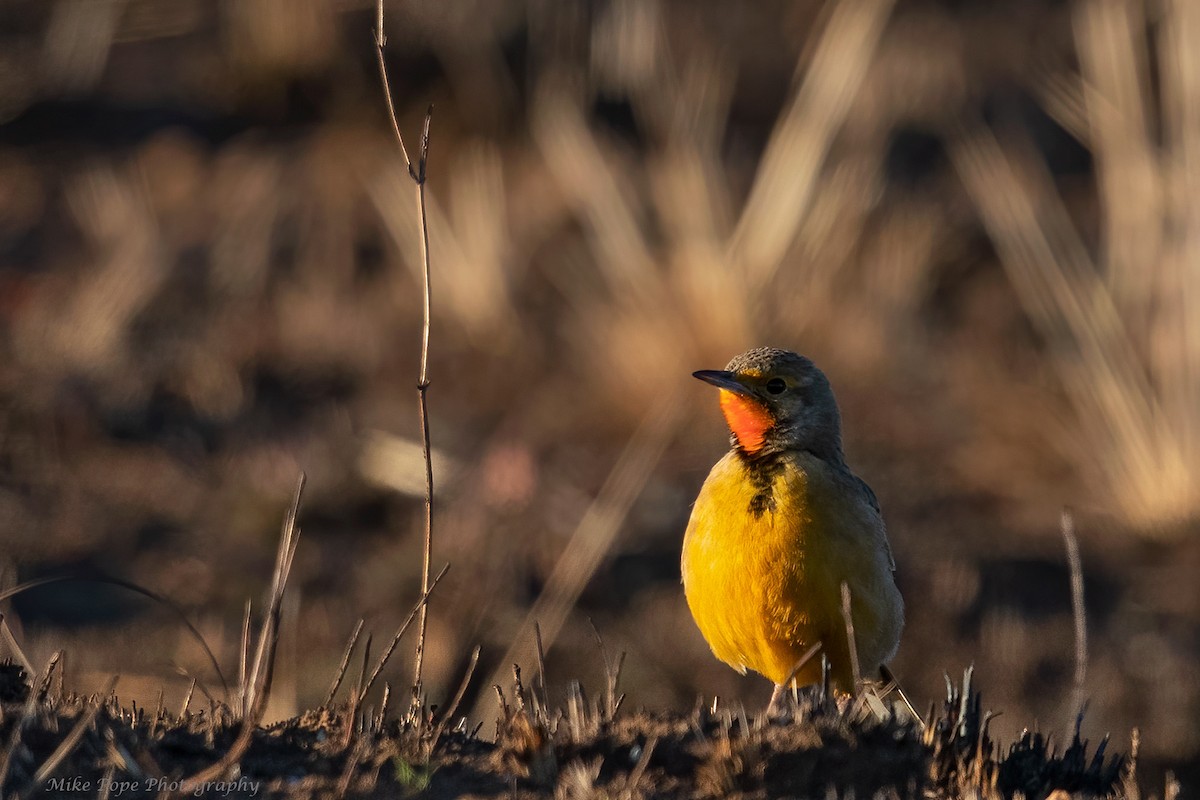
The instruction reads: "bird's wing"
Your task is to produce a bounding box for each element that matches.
[853,475,896,573]
[853,475,880,514]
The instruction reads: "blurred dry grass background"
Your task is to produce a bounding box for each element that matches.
[0,0,1198,788]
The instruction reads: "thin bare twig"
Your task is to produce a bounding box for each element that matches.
[411,107,435,701]
[325,618,366,707]
[878,665,924,731]
[360,562,450,702]
[372,0,412,174]
[373,0,437,700]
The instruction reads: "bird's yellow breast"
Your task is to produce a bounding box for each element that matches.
[681,450,901,690]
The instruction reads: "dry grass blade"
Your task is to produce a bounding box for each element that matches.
[1061,508,1088,727]
[534,622,548,709]
[172,666,216,712]
[243,474,304,717]
[728,0,895,287]
[343,634,373,744]
[324,618,365,707]
[35,651,62,702]
[429,645,481,751]
[480,395,681,714]
[179,474,305,793]
[51,652,64,703]
[31,675,119,786]
[358,635,372,704]
[359,562,450,701]
[238,599,251,717]
[377,682,390,730]
[180,678,196,717]
[1074,0,1159,306]
[589,621,625,720]
[1033,69,1091,147]
[839,582,861,691]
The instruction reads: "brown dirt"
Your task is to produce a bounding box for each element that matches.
[0,662,1129,800]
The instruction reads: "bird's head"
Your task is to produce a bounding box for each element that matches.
[693,347,844,461]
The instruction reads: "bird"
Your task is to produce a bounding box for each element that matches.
[681,347,903,714]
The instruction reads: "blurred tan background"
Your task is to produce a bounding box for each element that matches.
[0,0,1197,789]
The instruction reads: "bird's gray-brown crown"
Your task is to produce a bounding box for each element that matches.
[724,347,816,378]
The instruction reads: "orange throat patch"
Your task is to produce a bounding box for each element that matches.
[718,390,774,454]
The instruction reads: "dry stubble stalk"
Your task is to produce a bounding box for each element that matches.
[373,0,436,702]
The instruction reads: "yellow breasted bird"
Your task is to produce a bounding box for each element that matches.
[682,347,902,712]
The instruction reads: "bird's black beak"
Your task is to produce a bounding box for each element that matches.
[692,370,753,395]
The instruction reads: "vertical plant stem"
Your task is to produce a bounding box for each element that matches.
[374,0,436,701]
[413,112,434,697]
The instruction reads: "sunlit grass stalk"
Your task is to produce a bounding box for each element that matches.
[953,0,1199,530]
[727,0,894,289]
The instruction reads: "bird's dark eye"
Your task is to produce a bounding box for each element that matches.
[765,378,787,395]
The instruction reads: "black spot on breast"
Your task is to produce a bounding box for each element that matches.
[748,491,776,517]
[741,451,784,519]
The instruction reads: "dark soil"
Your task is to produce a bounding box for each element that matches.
[0,662,1129,800]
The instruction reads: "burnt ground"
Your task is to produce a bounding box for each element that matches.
[0,662,1135,800]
